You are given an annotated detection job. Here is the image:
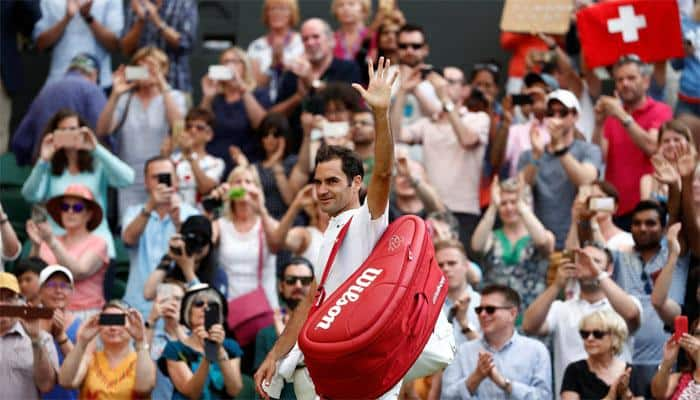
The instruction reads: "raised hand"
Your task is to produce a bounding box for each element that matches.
[77,314,101,345]
[553,258,578,289]
[396,155,412,178]
[675,142,698,178]
[490,176,501,207]
[126,309,146,343]
[651,153,680,186]
[679,333,700,359]
[661,336,680,362]
[79,0,93,17]
[51,308,66,339]
[228,145,249,167]
[529,123,545,160]
[112,66,136,96]
[130,0,146,19]
[352,57,398,112]
[474,351,494,382]
[574,247,604,277]
[398,65,421,93]
[293,184,315,208]
[40,133,56,161]
[79,127,99,151]
[666,222,682,256]
[201,76,220,99]
[25,220,43,245]
[66,0,79,18]
[208,324,226,347]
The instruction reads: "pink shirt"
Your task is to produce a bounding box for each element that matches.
[603,97,672,215]
[39,234,108,311]
[505,119,551,178]
[403,111,490,214]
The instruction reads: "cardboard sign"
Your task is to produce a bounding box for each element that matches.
[500,0,574,35]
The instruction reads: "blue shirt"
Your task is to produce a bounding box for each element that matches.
[672,15,700,98]
[11,71,107,165]
[42,316,81,400]
[441,331,552,399]
[33,0,123,88]
[121,203,200,316]
[612,243,689,365]
[0,1,41,95]
[123,0,197,92]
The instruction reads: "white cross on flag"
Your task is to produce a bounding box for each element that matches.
[576,0,684,68]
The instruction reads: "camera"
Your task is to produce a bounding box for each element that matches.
[171,233,208,257]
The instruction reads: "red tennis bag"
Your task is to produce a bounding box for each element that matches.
[298,215,448,399]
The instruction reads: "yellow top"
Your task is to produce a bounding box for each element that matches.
[80,351,142,400]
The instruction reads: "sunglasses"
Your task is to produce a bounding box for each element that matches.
[579,329,609,340]
[398,42,424,50]
[545,108,570,118]
[193,299,218,308]
[640,270,653,295]
[60,202,86,213]
[283,276,314,286]
[44,281,72,290]
[474,305,512,315]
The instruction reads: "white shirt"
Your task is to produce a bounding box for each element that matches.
[314,201,389,296]
[544,296,643,398]
[246,33,305,74]
[172,152,225,208]
[217,218,278,307]
[576,83,595,141]
[300,226,324,270]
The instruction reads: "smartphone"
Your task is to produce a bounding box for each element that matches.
[156,283,178,303]
[99,313,126,326]
[201,196,223,212]
[208,65,234,81]
[205,302,220,330]
[157,173,172,187]
[589,197,615,213]
[673,315,688,342]
[0,305,54,319]
[125,66,149,81]
[322,121,350,138]
[169,245,182,256]
[31,204,48,224]
[601,79,615,97]
[228,187,246,200]
[53,129,82,149]
[511,94,533,106]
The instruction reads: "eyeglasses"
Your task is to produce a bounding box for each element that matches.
[579,329,609,340]
[44,281,72,291]
[474,305,512,315]
[473,63,500,74]
[60,202,85,213]
[398,42,424,50]
[283,276,314,286]
[193,299,218,308]
[186,123,209,131]
[545,108,570,118]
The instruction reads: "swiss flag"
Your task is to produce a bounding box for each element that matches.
[576,0,684,68]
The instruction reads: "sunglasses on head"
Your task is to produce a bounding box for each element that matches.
[283,276,314,286]
[473,63,500,74]
[545,108,571,118]
[579,329,609,340]
[193,299,218,308]
[474,305,512,315]
[61,202,85,213]
[398,42,424,50]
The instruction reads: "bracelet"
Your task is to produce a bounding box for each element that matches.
[552,145,570,157]
[596,271,610,282]
[218,353,230,362]
[461,325,472,335]
[135,341,150,352]
[83,14,94,24]
[141,207,151,218]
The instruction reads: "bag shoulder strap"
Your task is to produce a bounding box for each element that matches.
[111,92,134,135]
[314,217,353,307]
[256,224,264,288]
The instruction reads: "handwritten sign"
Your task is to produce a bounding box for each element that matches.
[500,0,574,35]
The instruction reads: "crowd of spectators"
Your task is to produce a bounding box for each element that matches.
[0,0,699,399]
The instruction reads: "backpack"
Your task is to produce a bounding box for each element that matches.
[298,215,448,399]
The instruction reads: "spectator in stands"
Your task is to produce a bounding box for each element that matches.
[331,0,376,61]
[12,257,47,306]
[519,89,602,248]
[200,47,270,173]
[211,165,278,308]
[159,284,243,399]
[395,71,490,250]
[640,120,695,202]
[471,177,554,313]
[0,0,41,154]
[593,55,673,231]
[26,184,108,319]
[499,32,548,94]
[441,284,552,399]
[167,107,225,210]
[254,257,315,398]
[247,0,304,92]
[673,5,700,145]
[144,215,227,298]
[58,300,156,398]
[12,54,107,166]
[390,149,445,221]
[350,107,376,186]
[121,156,199,317]
[565,181,635,252]
[560,310,645,400]
[97,46,187,217]
[0,272,59,399]
[522,244,642,396]
[392,23,441,126]
[22,109,135,259]
[0,201,21,271]
[651,318,700,399]
[37,265,81,400]
[375,17,402,65]
[469,61,502,112]
[34,0,122,90]
[121,0,198,92]
[436,239,481,345]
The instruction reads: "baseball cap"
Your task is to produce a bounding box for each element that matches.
[38,265,74,287]
[546,89,581,114]
[68,53,100,82]
[0,272,20,294]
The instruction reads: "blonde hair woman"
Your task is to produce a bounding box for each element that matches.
[561,310,644,400]
[200,47,271,174]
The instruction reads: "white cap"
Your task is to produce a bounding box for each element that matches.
[546,89,581,115]
[39,265,74,287]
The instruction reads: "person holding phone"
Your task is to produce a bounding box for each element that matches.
[158,284,243,399]
[651,317,700,399]
[58,300,156,398]
[26,184,108,320]
[96,46,186,218]
[22,109,135,260]
[0,272,59,400]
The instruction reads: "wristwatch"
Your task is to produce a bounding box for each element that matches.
[621,114,633,128]
[442,100,455,113]
[503,378,513,393]
[596,271,610,283]
[83,14,95,25]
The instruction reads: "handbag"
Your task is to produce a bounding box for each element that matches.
[227,225,274,346]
